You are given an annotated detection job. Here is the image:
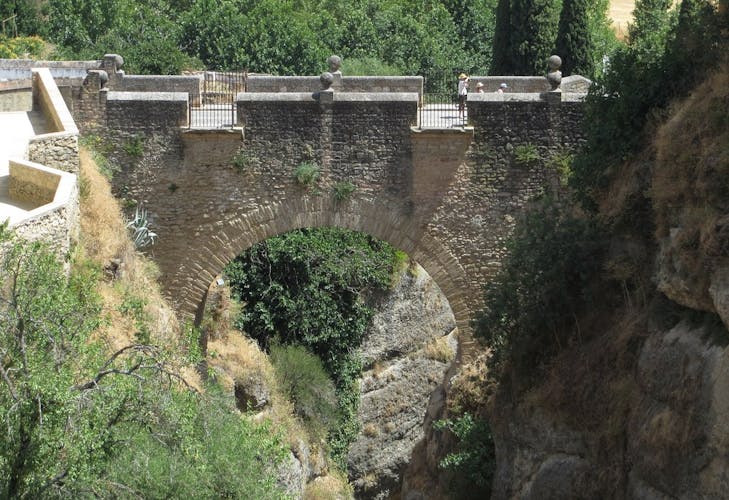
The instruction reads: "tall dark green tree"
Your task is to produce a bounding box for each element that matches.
[665,0,725,96]
[628,0,674,61]
[554,0,594,76]
[510,0,561,74]
[490,0,513,74]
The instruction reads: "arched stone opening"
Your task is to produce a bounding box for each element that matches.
[165,194,474,337]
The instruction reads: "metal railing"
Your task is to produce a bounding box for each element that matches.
[418,93,468,129]
[188,71,246,129]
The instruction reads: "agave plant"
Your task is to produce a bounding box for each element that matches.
[126,206,158,248]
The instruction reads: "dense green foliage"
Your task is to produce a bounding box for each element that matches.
[434,413,495,498]
[0,231,286,498]
[491,0,615,77]
[554,0,593,76]
[0,35,45,58]
[490,0,512,74]
[509,0,561,75]
[475,199,603,374]
[571,0,728,209]
[225,227,399,464]
[9,0,502,92]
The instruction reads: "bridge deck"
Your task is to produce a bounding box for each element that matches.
[188,103,469,129]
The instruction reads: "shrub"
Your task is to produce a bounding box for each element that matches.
[105,386,288,498]
[232,149,253,173]
[224,227,399,465]
[332,180,356,201]
[513,143,540,166]
[475,198,604,376]
[126,206,158,249]
[122,135,144,157]
[294,162,320,187]
[547,149,575,186]
[434,413,495,498]
[270,344,339,440]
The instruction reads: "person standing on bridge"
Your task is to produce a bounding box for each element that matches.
[457,73,469,121]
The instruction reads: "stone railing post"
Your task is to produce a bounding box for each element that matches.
[546,55,563,148]
[102,53,125,88]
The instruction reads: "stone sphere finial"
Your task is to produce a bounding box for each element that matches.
[546,55,562,91]
[320,71,334,90]
[327,55,342,74]
[548,55,562,71]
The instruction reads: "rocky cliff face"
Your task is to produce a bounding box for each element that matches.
[484,65,729,499]
[348,262,457,499]
[488,313,729,499]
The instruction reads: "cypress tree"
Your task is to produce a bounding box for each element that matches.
[509,0,561,74]
[490,0,513,74]
[555,0,594,77]
[628,0,673,59]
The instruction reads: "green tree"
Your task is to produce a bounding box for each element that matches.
[571,0,727,209]
[628,0,674,62]
[0,231,287,497]
[475,199,603,374]
[509,0,561,74]
[554,0,594,76]
[0,0,45,37]
[490,0,513,74]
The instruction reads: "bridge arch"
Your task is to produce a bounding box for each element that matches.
[169,194,474,336]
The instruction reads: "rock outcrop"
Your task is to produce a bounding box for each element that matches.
[348,262,457,499]
[488,318,729,499]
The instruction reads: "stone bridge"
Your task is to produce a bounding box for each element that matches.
[27,55,589,337]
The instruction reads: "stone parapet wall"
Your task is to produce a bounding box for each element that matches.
[0,58,100,81]
[0,79,32,111]
[467,75,591,94]
[6,159,79,258]
[9,159,60,205]
[113,74,202,95]
[106,91,188,131]
[0,65,82,260]
[28,133,79,174]
[32,68,79,135]
[246,75,423,96]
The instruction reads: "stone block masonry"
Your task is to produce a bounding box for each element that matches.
[28,133,79,174]
[89,74,588,339]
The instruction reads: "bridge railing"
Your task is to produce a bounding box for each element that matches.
[418,93,466,129]
[188,70,246,129]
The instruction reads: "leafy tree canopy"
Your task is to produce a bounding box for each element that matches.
[0,230,287,498]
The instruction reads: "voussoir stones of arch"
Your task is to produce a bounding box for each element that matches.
[320,71,334,90]
[547,54,562,91]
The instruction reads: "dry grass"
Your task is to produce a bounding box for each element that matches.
[422,335,456,364]
[78,147,130,268]
[304,471,353,500]
[362,423,379,437]
[77,146,195,385]
[207,331,274,393]
[651,63,729,287]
